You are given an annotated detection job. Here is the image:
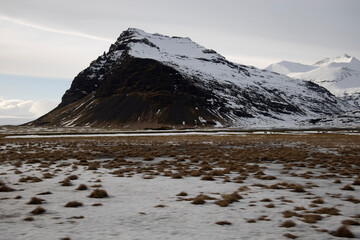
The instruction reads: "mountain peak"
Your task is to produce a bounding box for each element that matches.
[314,54,357,66]
[30,29,353,128]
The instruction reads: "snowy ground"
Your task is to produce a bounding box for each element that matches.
[0,133,359,239]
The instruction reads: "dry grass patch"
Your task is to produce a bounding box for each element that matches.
[342,219,360,226]
[176,191,188,197]
[171,173,183,179]
[76,184,88,191]
[201,175,215,181]
[314,207,340,215]
[191,194,215,205]
[312,197,325,204]
[280,220,296,228]
[88,189,108,198]
[216,221,232,226]
[67,175,78,180]
[283,233,298,239]
[31,206,46,215]
[37,191,52,195]
[27,197,45,205]
[92,203,103,207]
[238,186,250,192]
[60,179,73,186]
[64,201,83,208]
[282,210,301,218]
[155,204,166,208]
[345,196,360,204]
[0,182,15,192]
[265,203,275,208]
[23,217,34,221]
[301,214,323,224]
[331,225,355,238]
[291,184,306,193]
[342,184,355,191]
[42,173,55,179]
[294,206,306,211]
[352,179,360,186]
[19,176,42,183]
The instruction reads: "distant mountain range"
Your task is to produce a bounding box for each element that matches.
[29,29,357,128]
[266,54,360,107]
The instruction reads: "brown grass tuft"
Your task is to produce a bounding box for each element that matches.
[191,194,212,205]
[171,173,183,179]
[283,233,298,239]
[37,191,52,195]
[88,189,108,198]
[201,175,215,181]
[216,221,232,226]
[42,173,54,179]
[342,184,355,191]
[23,217,34,221]
[238,186,250,192]
[342,219,360,226]
[282,210,300,218]
[155,204,166,208]
[345,196,360,204]
[292,184,306,192]
[27,197,45,205]
[76,184,88,191]
[215,199,230,207]
[67,175,78,180]
[60,179,72,186]
[64,201,83,208]
[19,176,42,183]
[301,214,323,224]
[332,225,354,238]
[0,182,15,192]
[31,206,46,215]
[314,207,340,215]
[281,220,296,228]
[176,191,188,197]
[92,203,103,207]
[265,203,275,208]
[352,179,360,186]
[312,198,324,204]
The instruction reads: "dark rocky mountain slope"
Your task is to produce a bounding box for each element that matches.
[29,28,354,128]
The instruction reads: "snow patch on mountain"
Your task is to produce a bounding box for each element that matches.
[266,54,360,107]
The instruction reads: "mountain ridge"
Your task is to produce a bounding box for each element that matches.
[29,28,355,128]
[266,54,360,107]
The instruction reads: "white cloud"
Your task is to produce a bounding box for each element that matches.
[0,97,58,125]
[0,14,113,43]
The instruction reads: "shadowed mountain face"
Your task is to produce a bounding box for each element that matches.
[30,28,353,128]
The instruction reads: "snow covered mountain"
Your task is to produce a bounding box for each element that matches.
[30,29,355,128]
[266,54,360,107]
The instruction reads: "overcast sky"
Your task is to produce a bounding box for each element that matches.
[0,0,359,125]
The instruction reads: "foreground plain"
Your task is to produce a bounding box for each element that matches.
[0,131,359,239]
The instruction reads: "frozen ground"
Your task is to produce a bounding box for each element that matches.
[0,133,359,239]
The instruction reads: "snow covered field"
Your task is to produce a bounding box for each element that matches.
[0,133,359,239]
